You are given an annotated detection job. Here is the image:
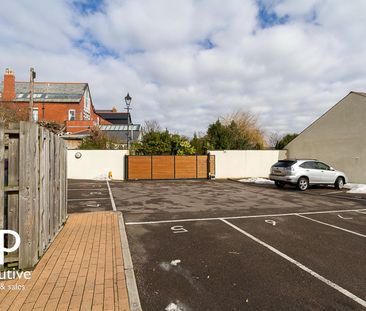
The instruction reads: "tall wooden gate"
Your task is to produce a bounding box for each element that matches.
[126,155,215,180]
[1,122,67,270]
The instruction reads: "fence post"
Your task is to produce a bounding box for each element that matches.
[39,127,50,256]
[19,122,40,269]
[7,132,20,257]
[125,155,128,180]
[0,123,4,230]
[59,139,67,224]
[49,133,55,239]
[209,154,215,179]
[53,136,60,235]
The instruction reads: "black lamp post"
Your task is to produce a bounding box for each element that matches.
[29,68,36,122]
[124,93,132,149]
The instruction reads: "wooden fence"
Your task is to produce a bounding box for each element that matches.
[126,155,215,180]
[0,122,67,270]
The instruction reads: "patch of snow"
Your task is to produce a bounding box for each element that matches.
[344,183,366,194]
[170,259,181,266]
[165,303,183,311]
[90,191,103,195]
[160,260,182,270]
[239,177,274,184]
[93,174,108,180]
[86,203,101,207]
[159,262,171,271]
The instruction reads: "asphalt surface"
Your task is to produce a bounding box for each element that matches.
[67,179,112,213]
[108,180,366,311]
[110,180,365,223]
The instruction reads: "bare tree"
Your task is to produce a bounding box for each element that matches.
[267,132,282,148]
[142,119,161,133]
[0,103,27,124]
[221,110,266,149]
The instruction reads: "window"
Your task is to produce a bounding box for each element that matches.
[32,108,38,121]
[273,160,297,168]
[68,109,76,121]
[300,161,317,169]
[316,162,330,170]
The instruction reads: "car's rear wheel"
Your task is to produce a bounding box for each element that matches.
[297,177,309,191]
[335,177,344,190]
[275,181,285,188]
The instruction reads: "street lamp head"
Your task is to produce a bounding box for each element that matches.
[30,67,36,80]
[124,93,132,107]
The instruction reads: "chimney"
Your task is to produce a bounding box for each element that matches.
[2,68,16,101]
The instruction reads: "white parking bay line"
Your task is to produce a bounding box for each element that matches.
[125,208,366,225]
[68,188,108,191]
[322,191,343,195]
[106,180,117,212]
[220,219,366,308]
[296,214,366,238]
[67,197,110,201]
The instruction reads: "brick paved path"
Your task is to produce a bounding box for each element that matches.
[0,212,130,311]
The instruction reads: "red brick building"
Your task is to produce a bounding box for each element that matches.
[0,69,110,133]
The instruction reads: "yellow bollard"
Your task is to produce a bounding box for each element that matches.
[108,171,113,180]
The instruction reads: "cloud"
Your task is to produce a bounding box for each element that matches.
[1,0,366,138]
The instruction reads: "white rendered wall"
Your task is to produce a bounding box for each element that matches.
[67,150,128,180]
[285,93,366,183]
[210,150,287,179]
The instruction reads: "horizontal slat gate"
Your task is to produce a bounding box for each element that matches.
[127,155,215,180]
[127,156,152,180]
[152,156,174,179]
[197,156,208,179]
[175,156,196,179]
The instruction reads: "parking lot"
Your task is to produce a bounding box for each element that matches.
[67,179,113,213]
[108,180,366,311]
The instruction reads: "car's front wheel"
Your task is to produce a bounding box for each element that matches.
[275,181,285,188]
[335,177,345,190]
[297,177,309,191]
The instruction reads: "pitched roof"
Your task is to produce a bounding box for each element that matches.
[99,124,141,131]
[100,124,141,142]
[0,81,87,103]
[95,111,131,124]
[351,91,366,97]
[285,91,366,149]
[62,124,141,142]
[95,109,115,113]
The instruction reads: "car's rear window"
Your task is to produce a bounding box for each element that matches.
[273,160,296,168]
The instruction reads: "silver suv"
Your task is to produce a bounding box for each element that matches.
[269,159,348,191]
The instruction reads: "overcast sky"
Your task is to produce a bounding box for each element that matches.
[1,0,366,137]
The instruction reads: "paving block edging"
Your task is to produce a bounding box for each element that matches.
[118,211,142,311]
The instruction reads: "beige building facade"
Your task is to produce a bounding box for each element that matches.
[286,92,366,183]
